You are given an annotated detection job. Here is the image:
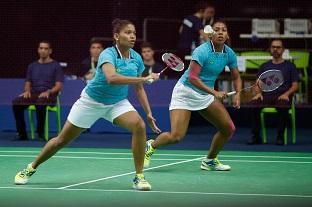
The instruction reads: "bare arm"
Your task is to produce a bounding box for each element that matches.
[278,82,299,101]
[179,25,183,34]
[102,63,150,84]
[24,81,32,92]
[38,82,63,98]
[134,83,152,116]
[49,82,63,94]
[134,82,161,133]
[230,68,242,108]
[283,82,299,97]
[188,61,226,99]
[20,81,32,98]
[230,69,242,94]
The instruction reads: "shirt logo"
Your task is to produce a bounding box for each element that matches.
[183,19,193,28]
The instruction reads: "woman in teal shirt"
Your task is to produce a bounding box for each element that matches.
[145,20,242,171]
[15,19,160,191]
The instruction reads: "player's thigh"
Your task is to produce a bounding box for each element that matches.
[57,121,86,144]
[114,111,145,132]
[67,97,102,129]
[199,100,233,131]
[170,109,191,137]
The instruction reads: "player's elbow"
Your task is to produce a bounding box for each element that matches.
[189,77,199,86]
[106,74,118,84]
[293,82,299,92]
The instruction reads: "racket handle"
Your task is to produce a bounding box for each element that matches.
[146,78,154,84]
[227,91,237,96]
[159,66,168,74]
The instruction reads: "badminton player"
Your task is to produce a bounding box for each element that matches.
[15,18,160,191]
[145,20,242,171]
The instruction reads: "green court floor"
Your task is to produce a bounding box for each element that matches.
[0,147,312,207]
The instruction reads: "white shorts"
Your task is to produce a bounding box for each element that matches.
[169,82,215,111]
[67,90,136,128]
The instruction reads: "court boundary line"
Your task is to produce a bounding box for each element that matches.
[0,150,311,159]
[58,157,204,189]
[0,186,311,198]
[1,154,312,164]
[0,154,186,161]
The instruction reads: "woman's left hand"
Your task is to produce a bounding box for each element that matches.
[147,114,162,134]
[232,93,241,109]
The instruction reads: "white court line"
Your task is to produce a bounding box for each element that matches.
[1,154,312,164]
[0,150,311,159]
[58,157,204,189]
[0,154,185,161]
[0,186,311,198]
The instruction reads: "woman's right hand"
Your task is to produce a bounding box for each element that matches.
[19,91,31,98]
[144,73,160,84]
[213,91,228,100]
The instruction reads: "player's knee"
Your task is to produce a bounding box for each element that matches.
[221,121,236,138]
[226,121,236,139]
[133,118,146,133]
[169,132,184,144]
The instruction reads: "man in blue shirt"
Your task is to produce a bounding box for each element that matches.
[177,1,212,62]
[140,42,166,78]
[12,41,64,140]
[80,37,104,82]
[248,39,299,145]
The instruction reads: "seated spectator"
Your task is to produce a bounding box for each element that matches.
[248,39,299,145]
[12,40,64,140]
[80,37,104,82]
[140,42,167,79]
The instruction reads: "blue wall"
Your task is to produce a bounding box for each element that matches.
[0,79,178,133]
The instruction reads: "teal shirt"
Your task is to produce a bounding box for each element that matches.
[85,46,145,104]
[180,41,237,94]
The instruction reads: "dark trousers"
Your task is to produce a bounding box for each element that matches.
[250,94,291,140]
[12,93,57,136]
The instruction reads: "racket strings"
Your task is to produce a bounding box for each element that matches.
[162,53,184,72]
[258,72,283,92]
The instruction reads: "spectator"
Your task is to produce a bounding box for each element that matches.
[202,3,215,26]
[200,3,215,44]
[177,1,212,60]
[248,39,299,145]
[80,37,104,82]
[140,42,167,79]
[12,40,64,140]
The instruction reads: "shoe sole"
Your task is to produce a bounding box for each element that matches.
[132,185,151,191]
[200,165,231,171]
[14,180,28,185]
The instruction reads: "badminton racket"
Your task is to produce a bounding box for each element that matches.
[146,53,184,83]
[227,69,284,96]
